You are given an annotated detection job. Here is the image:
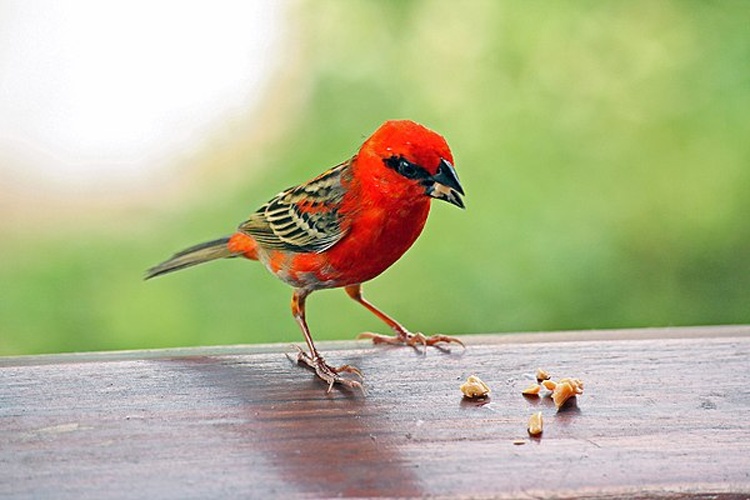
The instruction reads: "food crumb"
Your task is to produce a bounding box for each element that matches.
[460,375,491,399]
[522,383,541,395]
[542,379,557,391]
[513,439,526,446]
[535,368,551,382]
[552,378,584,409]
[527,411,543,436]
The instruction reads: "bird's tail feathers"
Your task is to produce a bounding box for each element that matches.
[145,237,234,280]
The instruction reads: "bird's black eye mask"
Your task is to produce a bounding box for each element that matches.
[383,155,431,181]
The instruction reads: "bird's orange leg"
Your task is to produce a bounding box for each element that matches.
[291,289,363,393]
[345,284,464,352]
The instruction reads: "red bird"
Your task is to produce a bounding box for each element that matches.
[145,120,465,391]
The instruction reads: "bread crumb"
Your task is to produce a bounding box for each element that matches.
[528,411,543,436]
[535,368,551,382]
[460,375,490,399]
[552,378,584,409]
[522,383,541,395]
[542,379,557,391]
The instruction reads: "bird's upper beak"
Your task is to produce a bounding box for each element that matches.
[426,159,465,209]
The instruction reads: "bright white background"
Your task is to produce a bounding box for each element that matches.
[0,1,285,191]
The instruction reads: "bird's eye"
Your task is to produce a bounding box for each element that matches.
[383,155,430,179]
[384,155,427,180]
[398,159,417,178]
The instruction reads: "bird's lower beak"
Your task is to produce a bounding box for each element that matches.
[426,159,465,209]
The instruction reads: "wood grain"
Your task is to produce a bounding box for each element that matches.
[2,325,749,498]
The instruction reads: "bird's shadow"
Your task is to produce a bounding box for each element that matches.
[157,350,422,497]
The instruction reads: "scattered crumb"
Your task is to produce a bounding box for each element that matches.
[522,383,541,395]
[460,375,491,399]
[528,411,543,436]
[552,378,584,410]
[536,368,551,382]
[542,379,557,391]
[513,439,526,446]
[559,377,584,392]
[519,369,585,435]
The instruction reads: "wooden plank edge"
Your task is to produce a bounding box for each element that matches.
[463,323,750,345]
[1,324,748,367]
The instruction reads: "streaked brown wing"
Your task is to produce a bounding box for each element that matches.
[238,161,351,253]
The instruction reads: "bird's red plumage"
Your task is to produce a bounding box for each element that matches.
[229,120,453,291]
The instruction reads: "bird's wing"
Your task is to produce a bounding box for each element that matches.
[238,161,352,254]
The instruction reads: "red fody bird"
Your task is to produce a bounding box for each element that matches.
[145,120,465,391]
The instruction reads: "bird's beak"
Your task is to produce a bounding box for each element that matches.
[426,159,465,209]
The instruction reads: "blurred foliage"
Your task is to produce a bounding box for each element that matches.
[2,0,749,355]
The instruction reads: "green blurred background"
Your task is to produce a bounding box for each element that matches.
[2,0,749,355]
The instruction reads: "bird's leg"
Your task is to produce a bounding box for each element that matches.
[346,284,464,352]
[291,289,363,393]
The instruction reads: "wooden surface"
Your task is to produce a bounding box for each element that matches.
[2,325,749,499]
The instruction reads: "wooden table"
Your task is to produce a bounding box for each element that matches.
[2,326,749,498]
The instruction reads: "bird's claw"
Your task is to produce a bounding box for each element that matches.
[290,345,364,394]
[357,331,464,354]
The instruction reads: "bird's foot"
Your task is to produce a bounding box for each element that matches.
[357,330,464,353]
[291,346,364,394]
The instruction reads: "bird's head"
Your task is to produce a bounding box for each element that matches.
[358,120,465,208]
